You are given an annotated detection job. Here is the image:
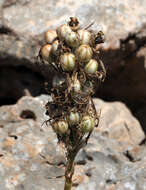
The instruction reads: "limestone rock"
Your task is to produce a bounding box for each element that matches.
[94,98,145,145]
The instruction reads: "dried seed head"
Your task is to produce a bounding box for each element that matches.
[65,31,79,48]
[57,24,72,40]
[54,120,68,134]
[76,44,93,62]
[80,115,95,133]
[40,44,52,62]
[40,18,105,151]
[52,40,60,55]
[45,30,57,44]
[60,52,76,71]
[77,29,91,45]
[68,112,80,125]
[52,75,65,88]
[85,59,98,74]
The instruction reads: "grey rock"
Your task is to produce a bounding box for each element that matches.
[74,134,146,190]
[93,99,145,145]
[0,95,145,190]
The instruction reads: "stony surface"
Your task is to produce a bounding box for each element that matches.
[0,95,145,190]
[94,99,145,145]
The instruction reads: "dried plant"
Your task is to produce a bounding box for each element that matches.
[38,17,106,190]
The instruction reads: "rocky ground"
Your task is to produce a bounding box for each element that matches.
[0,0,146,189]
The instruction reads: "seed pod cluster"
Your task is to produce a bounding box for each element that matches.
[39,17,106,147]
[38,17,106,189]
[38,18,105,76]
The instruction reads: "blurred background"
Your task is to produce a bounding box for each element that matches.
[0,1,146,189]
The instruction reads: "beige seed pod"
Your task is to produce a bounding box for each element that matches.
[77,29,91,45]
[65,31,79,48]
[45,30,57,44]
[80,115,95,133]
[76,44,93,62]
[57,24,72,40]
[68,112,80,125]
[60,52,76,71]
[85,59,98,74]
[52,40,60,55]
[54,120,68,134]
[40,44,52,62]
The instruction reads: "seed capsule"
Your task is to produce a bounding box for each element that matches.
[52,75,65,88]
[85,59,98,74]
[57,24,72,40]
[80,115,95,133]
[68,112,80,125]
[40,44,52,62]
[52,40,60,55]
[45,30,57,44]
[77,29,91,45]
[54,120,68,134]
[65,31,79,48]
[76,44,93,62]
[60,53,76,71]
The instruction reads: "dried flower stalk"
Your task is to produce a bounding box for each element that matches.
[38,17,106,190]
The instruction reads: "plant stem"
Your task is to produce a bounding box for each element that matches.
[64,154,75,190]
